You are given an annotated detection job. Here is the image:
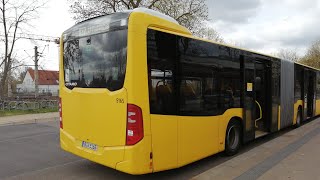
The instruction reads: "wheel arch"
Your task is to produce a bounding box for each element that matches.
[226,116,244,143]
[218,108,244,151]
[224,116,243,155]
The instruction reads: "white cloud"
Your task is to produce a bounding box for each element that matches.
[208,0,320,56]
[207,0,262,23]
[34,0,75,37]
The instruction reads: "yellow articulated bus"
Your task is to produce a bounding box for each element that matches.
[59,8,320,174]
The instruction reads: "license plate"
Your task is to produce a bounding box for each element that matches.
[82,141,98,151]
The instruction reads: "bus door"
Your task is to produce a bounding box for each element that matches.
[255,60,272,137]
[241,55,256,142]
[242,56,271,142]
[305,70,316,118]
[304,70,309,119]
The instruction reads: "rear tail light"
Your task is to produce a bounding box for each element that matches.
[59,97,63,129]
[126,104,144,145]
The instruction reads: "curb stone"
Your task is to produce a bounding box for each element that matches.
[0,116,59,126]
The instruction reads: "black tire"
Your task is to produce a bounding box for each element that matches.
[225,120,241,156]
[295,107,302,128]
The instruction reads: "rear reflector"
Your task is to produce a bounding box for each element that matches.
[59,97,63,129]
[126,104,144,145]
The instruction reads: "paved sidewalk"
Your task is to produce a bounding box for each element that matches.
[193,118,320,180]
[0,112,59,126]
[259,132,320,180]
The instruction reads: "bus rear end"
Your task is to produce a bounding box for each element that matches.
[59,12,150,174]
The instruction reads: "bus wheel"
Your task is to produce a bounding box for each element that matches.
[295,107,302,128]
[225,120,241,156]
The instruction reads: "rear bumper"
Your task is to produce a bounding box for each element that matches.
[60,129,152,175]
[60,129,124,169]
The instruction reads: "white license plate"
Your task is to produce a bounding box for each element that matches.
[82,141,98,151]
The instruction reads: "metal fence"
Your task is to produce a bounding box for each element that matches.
[0,100,58,111]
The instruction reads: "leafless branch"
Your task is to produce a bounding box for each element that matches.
[0,0,46,98]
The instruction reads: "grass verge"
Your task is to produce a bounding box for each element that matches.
[0,108,58,117]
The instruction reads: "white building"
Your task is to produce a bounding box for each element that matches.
[17,68,59,96]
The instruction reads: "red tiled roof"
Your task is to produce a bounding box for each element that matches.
[27,69,59,85]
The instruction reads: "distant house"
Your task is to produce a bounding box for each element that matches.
[16,68,59,96]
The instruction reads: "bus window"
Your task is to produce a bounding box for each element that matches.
[180,78,202,113]
[178,36,241,115]
[64,29,127,91]
[316,72,320,99]
[179,37,221,116]
[147,29,177,115]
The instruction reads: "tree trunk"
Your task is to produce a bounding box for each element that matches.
[0,63,9,99]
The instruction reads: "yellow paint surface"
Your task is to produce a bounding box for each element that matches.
[150,108,243,172]
[316,100,320,115]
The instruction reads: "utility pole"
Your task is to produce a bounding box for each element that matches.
[34,46,39,98]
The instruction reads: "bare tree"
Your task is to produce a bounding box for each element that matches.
[153,0,208,34]
[69,0,162,20]
[275,48,301,62]
[68,0,208,33]
[194,24,224,43]
[300,40,320,69]
[0,0,45,98]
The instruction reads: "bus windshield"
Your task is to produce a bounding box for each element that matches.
[63,29,127,91]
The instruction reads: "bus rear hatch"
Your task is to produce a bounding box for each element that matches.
[62,17,128,147]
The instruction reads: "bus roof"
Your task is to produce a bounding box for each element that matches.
[128,8,179,25]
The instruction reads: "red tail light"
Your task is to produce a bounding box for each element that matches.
[126,104,144,145]
[59,97,63,129]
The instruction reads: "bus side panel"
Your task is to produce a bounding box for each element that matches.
[150,115,178,172]
[316,100,320,116]
[177,108,242,167]
[178,116,219,167]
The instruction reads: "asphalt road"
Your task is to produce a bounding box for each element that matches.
[0,120,295,180]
